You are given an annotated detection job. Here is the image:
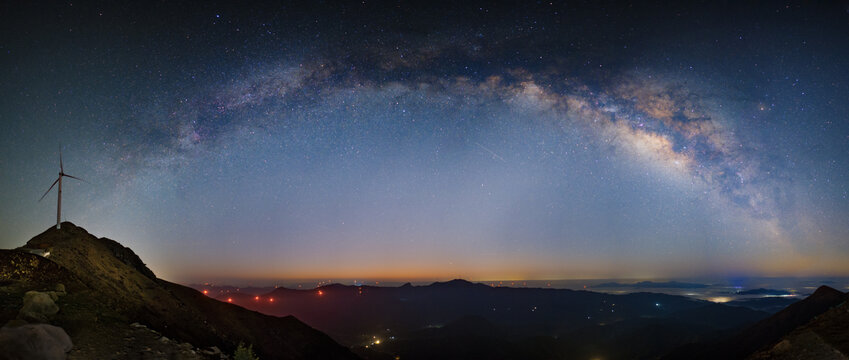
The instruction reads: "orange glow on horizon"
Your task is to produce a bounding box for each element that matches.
[202,290,208,295]
[254,296,260,301]
[227,298,232,302]
[269,297,274,302]
[183,253,652,282]
[172,250,849,285]
[317,290,324,296]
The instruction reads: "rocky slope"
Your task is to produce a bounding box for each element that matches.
[1,222,359,359]
[749,296,849,359]
[664,285,848,359]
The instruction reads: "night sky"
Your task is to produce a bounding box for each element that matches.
[2,1,848,283]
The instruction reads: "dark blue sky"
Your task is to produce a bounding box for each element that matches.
[2,1,848,283]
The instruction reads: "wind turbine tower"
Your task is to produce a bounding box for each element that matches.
[40,150,85,229]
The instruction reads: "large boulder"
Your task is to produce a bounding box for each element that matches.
[18,291,59,323]
[0,324,73,360]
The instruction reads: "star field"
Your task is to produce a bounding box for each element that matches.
[1,1,848,283]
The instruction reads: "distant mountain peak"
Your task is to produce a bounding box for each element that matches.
[317,283,350,290]
[810,285,843,298]
[428,279,487,288]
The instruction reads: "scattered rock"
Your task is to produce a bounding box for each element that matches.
[159,336,170,343]
[130,322,147,329]
[54,283,65,294]
[202,346,222,356]
[19,291,59,323]
[0,323,73,360]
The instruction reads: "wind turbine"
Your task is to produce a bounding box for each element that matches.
[39,150,85,229]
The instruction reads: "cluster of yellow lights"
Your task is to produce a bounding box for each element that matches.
[708,296,732,303]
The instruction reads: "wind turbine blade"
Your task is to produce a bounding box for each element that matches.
[60,149,64,173]
[39,177,60,202]
[62,174,88,183]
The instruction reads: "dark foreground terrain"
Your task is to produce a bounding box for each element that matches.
[215,278,848,359]
[0,223,357,359]
[2,223,846,359]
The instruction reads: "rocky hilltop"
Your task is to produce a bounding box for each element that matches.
[748,291,849,359]
[663,285,848,360]
[0,222,359,360]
